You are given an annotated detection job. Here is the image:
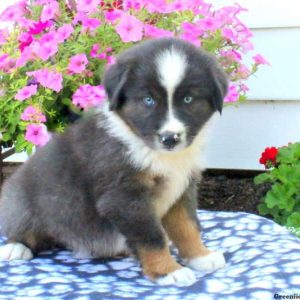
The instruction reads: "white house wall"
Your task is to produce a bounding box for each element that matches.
[203,101,300,170]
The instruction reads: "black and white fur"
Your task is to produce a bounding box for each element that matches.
[0,38,228,285]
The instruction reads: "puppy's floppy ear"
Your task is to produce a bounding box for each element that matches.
[102,63,129,111]
[211,64,228,114]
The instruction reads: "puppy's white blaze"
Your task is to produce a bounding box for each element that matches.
[100,103,220,218]
[155,47,187,109]
[159,115,185,135]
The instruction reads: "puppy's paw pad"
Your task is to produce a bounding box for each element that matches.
[185,251,226,272]
[0,243,33,261]
[155,267,196,286]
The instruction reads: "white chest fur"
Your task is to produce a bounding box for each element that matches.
[100,105,219,218]
[150,151,198,218]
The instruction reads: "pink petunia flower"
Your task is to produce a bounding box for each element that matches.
[220,49,242,63]
[15,85,38,101]
[93,85,107,102]
[18,32,33,52]
[0,1,26,22]
[68,54,88,74]
[39,31,57,45]
[73,13,101,31]
[115,14,143,43]
[30,31,59,60]
[180,22,204,47]
[16,47,34,68]
[31,40,58,61]
[28,21,53,35]
[18,17,35,30]
[76,0,100,13]
[81,17,101,31]
[224,85,239,103]
[25,123,51,147]
[98,52,107,60]
[56,24,74,43]
[27,69,63,92]
[0,54,9,65]
[197,17,221,32]
[90,44,101,58]
[21,106,47,123]
[144,24,174,38]
[222,28,235,41]
[72,84,106,109]
[104,10,123,24]
[123,0,141,10]
[140,0,169,13]
[106,55,116,66]
[236,64,250,79]
[240,83,249,93]
[40,0,60,22]
[253,54,270,66]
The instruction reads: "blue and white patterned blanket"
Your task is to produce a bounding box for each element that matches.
[1,210,300,299]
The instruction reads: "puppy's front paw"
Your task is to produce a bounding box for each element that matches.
[155,267,196,286]
[0,243,33,261]
[184,251,226,272]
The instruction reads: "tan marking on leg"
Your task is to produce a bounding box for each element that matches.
[23,232,38,249]
[162,202,211,259]
[22,232,57,252]
[138,245,182,279]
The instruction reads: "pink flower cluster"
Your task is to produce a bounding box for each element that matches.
[15,85,38,101]
[25,123,51,147]
[90,44,116,66]
[0,0,269,150]
[68,54,88,74]
[21,105,49,147]
[72,84,106,110]
[21,106,47,123]
[27,69,63,92]
[28,24,74,62]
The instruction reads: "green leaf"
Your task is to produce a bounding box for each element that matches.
[287,212,300,228]
[16,134,25,143]
[25,143,34,156]
[254,172,271,184]
[2,132,11,142]
[61,98,72,105]
[257,203,270,215]
[265,183,298,211]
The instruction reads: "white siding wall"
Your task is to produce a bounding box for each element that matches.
[204,0,300,170]
[2,1,300,169]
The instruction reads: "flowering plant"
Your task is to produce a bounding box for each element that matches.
[255,143,300,236]
[0,0,268,153]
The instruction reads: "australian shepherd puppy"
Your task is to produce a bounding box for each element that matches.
[0,38,228,285]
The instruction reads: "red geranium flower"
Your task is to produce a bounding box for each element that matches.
[259,147,278,169]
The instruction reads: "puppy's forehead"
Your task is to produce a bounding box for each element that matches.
[155,47,188,98]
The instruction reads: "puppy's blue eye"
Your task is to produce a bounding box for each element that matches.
[143,97,156,107]
[183,96,193,104]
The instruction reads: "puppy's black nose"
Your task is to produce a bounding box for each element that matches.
[158,131,181,149]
